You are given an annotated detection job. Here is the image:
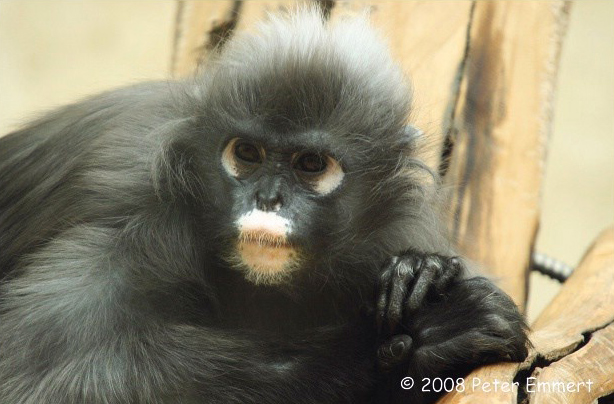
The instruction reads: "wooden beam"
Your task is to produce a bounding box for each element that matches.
[530,227,614,360]
[526,228,614,403]
[530,323,614,404]
[443,1,570,308]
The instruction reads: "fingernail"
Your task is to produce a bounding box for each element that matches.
[392,341,405,356]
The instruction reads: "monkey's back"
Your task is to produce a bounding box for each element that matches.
[0,82,188,279]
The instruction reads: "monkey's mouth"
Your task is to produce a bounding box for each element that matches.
[238,231,292,248]
[235,230,298,284]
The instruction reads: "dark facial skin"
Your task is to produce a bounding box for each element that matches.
[0,9,528,404]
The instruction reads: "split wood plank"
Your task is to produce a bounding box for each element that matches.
[437,227,614,404]
[443,1,570,308]
[530,323,614,404]
[437,361,521,404]
[529,227,614,362]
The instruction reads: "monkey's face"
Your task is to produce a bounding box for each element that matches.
[219,134,345,285]
[199,12,415,285]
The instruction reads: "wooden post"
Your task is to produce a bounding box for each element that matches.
[442,1,570,309]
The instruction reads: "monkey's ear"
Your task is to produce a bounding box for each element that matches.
[396,124,423,149]
[404,124,423,140]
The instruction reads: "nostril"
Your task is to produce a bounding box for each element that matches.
[271,195,282,212]
[256,192,283,212]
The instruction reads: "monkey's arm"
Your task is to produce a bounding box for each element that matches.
[0,223,376,404]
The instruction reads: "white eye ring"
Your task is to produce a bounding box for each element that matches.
[311,156,344,195]
[221,138,240,177]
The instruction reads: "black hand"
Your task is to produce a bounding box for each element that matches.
[373,252,529,404]
[376,252,462,338]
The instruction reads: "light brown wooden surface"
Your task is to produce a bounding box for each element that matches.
[438,227,614,404]
[438,361,521,404]
[233,1,313,33]
[530,323,614,404]
[526,228,614,403]
[530,227,614,361]
[443,1,570,309]
[172,1,315,77]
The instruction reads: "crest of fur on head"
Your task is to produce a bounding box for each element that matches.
[218,6,408,88]
[198,6,413,139]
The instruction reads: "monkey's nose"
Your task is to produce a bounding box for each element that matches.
[255,191,283,212]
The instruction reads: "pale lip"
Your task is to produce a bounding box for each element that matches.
[238,230,291,248]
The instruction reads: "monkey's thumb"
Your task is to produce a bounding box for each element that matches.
[377,334,413,372]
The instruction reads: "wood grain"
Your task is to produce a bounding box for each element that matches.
[443,1,570,308]
[437,362,522,404]
[529,227,614,361]
[172,0,322,77]
[530,323,614,404]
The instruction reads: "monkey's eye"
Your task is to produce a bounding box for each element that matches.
[294,153,327,174]
[234,141,262,164]
[293,152,344,195]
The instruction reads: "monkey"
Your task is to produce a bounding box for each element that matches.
[0,8,528,404]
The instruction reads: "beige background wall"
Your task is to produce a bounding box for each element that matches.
[0,1,612,322]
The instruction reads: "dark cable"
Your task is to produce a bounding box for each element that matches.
[531,251,574,283]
